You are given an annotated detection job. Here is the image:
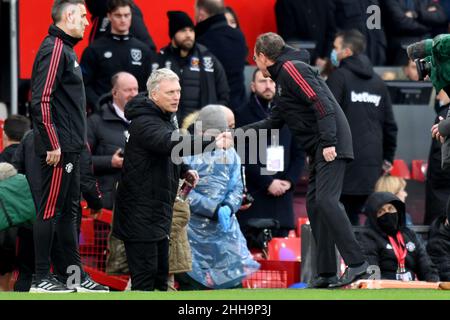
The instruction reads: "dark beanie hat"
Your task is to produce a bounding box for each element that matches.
[167,11,194,39]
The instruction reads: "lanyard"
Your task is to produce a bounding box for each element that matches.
[388,231,407,272]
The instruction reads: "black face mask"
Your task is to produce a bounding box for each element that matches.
[377,212,399,236]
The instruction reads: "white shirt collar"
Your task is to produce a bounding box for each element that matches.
[112,103,130,124]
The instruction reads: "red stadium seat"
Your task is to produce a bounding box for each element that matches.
[390,159,411,179]
[411,160,427,182]
[267,237,301,262]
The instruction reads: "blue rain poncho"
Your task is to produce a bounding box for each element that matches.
[184,148,260,289]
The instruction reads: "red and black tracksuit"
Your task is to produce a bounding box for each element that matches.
[241,46,366,276]
[30,25,88,281]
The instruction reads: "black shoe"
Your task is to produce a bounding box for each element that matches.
[329,261,370,288]
[308,275,338,288]
[29,275,76,293]
[73,276,109,293]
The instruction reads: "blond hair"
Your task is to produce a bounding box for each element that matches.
[374,175,407,195]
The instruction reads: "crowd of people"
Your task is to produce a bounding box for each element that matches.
[1,0,450,293]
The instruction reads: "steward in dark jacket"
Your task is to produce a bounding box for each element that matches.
[426,215,450,281]
[86,0,156,52]
[80,33,156,111]
[88,95,130,209]
[158,43,229,122]
[360,192,439,281]
[196,13,248,111]
[327,51,397,225]
[236,93,304,236]
[244,34,367,288]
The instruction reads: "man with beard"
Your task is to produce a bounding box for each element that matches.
[157,11,229,123]
[236,69,304,238]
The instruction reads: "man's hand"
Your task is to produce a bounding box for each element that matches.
[280,180,292,192]
[431,116,445,142]
[268,179,286,197]
[382,160,393,173]
[111,148,124,168]
[184,170,200,188]
[323,146,337,162]
[215,131,234,149]
[46,148,61,167]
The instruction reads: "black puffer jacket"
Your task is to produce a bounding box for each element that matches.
[157,43,229,122]
[359,192,439,281]
[327,54,397,195]
[426,216,450,281]
[87,96,129,209]
[112,94,212,242]
[241,46,353,161]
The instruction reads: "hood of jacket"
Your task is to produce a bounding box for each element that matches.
[124,93,173,122]
[365,192,406,235]
[339,54,374,79]
[267,46,311,81]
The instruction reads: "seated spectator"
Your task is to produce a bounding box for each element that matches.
[81,0,157,112]
[86,0,156,52]
[195,0,248,111]
[426,210,450,281]
[87,72,138,209]
[157,11,229,123]
[403,59,419,81]
[360,192,439,282]
[176,105,259,290]
[374,175,413,226]
[382,0,447,65]
[0,115,30,163]
[0,163,35,291]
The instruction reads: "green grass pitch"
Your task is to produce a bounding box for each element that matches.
[0,289,449,300]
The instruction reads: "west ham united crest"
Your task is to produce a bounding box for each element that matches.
[130,49,142,65]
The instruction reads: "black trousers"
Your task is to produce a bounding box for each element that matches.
[306,159,365,275]
[124,237,169,291]
[34,153,83,280]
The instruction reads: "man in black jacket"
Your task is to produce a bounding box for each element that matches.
[112,68,232,291]
[195,0,248,112]
[87,72,138,209]
[158,11,229,123]
[85,0,156,52]
[244,33,369,288]
[326,30,398,225]
[81,0,157,112]
[236,69,304,238]
[30,0,106,293]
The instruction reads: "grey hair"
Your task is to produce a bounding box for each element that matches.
[146,68,180,94]
[51,0,85,24]
[0,163,17,181]
[255,32,285,61]
[195,104,228,134]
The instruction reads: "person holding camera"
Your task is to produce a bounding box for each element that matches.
[87,72,138,210]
